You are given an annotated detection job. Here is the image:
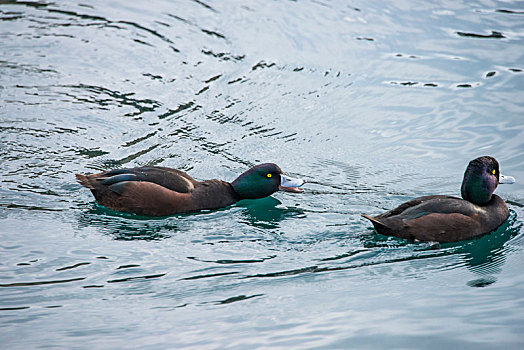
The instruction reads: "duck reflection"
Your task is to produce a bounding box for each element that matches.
[76,204,177,240]
[418,211,519,287]
[76,197,305,240]
[455,211,520,287]
[236,196,305,230]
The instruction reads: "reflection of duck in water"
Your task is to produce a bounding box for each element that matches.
[363,156,515,242]
[77,207,176,240]
[76,163,304,216]
[458,211,521,287]
[238,196,306,230]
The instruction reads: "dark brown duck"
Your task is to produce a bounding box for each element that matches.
[76,163,304,216]
[362,156,515,243]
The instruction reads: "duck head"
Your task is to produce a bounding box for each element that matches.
[460,156,515,204]
[231,163,305,199]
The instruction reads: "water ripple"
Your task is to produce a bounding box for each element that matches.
[1,0,524,348]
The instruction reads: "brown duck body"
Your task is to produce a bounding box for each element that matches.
[362,194,508,243]
[76,166,240,216]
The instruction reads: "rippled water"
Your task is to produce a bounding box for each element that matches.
[1,0,524,348]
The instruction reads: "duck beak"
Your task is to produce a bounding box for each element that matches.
[279,174,305,193]
[499,173,516,184]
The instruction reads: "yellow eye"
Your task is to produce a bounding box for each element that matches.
[492,169,496,175]
[267,173,272,178]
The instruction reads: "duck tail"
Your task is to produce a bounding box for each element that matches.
[361,213,389,231]
[75,174,94,189]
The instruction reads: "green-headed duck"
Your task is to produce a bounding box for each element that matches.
[76,163,304,216]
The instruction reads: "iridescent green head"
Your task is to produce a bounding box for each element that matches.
[231,163,304,199]
[460,156,514,204]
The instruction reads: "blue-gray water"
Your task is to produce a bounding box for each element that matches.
[1,0,524,348]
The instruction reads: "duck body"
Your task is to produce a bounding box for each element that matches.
[362,156,515,243]
[362,194,508,243]
[76,163,305,216]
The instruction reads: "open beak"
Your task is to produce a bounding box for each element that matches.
[279,174,305,193]
[499,173,516,184]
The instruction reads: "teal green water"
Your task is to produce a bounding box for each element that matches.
[1,0,524,348]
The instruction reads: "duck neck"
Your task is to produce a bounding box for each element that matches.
[227,182,243,201]
[190,181,242,210]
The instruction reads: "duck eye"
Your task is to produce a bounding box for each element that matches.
[492,169,496,175]
[267,173,272,178]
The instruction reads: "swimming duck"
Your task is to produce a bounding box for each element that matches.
[362,156,515,242]
[76,163,305,216]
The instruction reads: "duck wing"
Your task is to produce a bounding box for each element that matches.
[94,166,196,193]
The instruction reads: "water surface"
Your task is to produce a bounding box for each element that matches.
[1,0,524,348]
